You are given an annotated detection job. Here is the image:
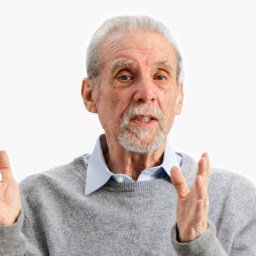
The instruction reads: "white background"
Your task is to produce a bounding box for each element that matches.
[0,1,255,184]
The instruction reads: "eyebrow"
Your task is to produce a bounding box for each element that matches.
[110,59,173,72]
[110,60,134,72]
[153,60,173,70]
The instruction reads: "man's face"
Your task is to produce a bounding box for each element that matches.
[85,30,183,153]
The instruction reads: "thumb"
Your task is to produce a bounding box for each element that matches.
[171,166,189,198]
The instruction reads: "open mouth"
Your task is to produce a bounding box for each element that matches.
[131,115,157,123]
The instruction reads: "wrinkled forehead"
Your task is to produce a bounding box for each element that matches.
[99,30,178,70]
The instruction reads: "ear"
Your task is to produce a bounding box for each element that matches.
[81,78,98,113]
[175,81,184,115]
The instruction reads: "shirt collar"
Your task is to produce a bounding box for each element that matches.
[161,141,182,176]
[85,134,112,196]
[84,134,181,196]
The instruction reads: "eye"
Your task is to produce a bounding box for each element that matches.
[118,75,133,81]
[154,75,167,80]
[153,69,169,81]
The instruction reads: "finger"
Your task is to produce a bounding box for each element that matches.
[195,176,209,221]
[197,153,210,184]
[195,175,209,201]
[0,150,14,182]
[171,166,189,198]
[195,198,209,228]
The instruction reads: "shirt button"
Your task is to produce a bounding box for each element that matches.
[117,177,124,183]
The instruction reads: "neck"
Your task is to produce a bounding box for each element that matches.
[104,139,166,180]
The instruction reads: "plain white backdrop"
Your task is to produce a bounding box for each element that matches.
[0,1,255,184]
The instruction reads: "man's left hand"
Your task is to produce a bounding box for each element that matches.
[171,153,210,243]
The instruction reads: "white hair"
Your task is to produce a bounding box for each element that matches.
[86,15,184,84]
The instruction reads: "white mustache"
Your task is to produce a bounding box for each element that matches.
[121,105,167,127]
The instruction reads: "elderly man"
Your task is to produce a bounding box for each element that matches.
[0,15,255,256]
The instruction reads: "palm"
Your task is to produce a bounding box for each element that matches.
[177,180,208,241]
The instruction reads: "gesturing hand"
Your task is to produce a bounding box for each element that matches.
[0,151,21,226]
[171,153,210,243]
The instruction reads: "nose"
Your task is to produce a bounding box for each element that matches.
[133,78,157,104]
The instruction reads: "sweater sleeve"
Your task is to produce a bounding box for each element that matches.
[0,209,48,256]
[0,211,26,256]
[0,187,52,256]
[229,182,256,256]
[171,174,256,256]
[171,220,227,256]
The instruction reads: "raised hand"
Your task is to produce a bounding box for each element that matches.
[0,151,21,226]
[171,153,210,243]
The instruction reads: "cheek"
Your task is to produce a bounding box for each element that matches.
[161,93,178,124]
[97,97,123,130]
[161,92,177,110]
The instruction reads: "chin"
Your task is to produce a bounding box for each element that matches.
[118,132,166,154]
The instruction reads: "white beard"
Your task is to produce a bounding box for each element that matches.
[118,105,168,153]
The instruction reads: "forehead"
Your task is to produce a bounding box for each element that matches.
[100,30,177,69]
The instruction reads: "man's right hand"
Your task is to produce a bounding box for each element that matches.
[0,151,21,226]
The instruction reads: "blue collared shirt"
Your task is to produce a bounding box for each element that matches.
[84,134,182,195]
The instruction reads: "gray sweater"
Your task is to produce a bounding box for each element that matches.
[0,153,255,255]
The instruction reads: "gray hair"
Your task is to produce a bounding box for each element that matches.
[86,15,184,84]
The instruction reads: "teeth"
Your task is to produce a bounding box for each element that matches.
[136,116,152,123]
